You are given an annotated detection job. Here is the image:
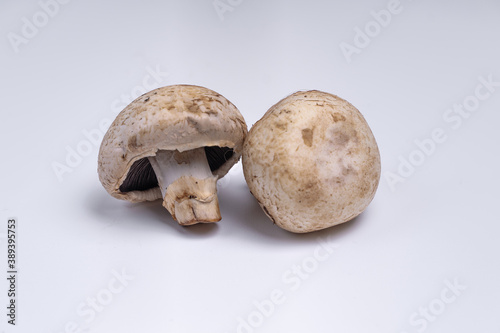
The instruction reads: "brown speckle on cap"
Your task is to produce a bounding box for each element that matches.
[301,128,314,147]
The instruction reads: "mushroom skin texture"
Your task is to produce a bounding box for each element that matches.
[98,85,247,225]
[242,90,380,233]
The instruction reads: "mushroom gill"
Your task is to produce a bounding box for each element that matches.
[119,146,234,193]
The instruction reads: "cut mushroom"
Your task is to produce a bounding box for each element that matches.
[242,90,381,233]
[98,85,247,226]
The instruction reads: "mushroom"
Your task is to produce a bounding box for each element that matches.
[98,85,247,225]
[242,90,380,233]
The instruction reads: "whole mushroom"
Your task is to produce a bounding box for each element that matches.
[242,90,381,233]
[98,85,247,225]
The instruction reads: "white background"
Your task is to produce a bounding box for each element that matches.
[1,0,500,332]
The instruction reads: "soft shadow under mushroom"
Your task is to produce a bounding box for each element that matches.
[217,181,367,245]
[85,186,219,238]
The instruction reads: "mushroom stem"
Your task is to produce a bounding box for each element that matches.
[148,148,221,225]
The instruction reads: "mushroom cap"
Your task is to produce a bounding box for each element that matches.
[242,90,381,233]
[98,85,247,202]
